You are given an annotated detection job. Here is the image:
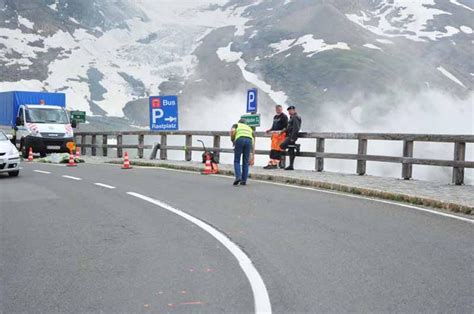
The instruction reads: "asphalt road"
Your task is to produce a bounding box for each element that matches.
[1,163,473,313]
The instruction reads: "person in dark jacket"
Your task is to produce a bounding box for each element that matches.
[280,105,302,170]
[264,105,288,169]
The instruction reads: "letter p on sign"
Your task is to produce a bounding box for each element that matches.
[152,108,164,123]
[246,89,258,113]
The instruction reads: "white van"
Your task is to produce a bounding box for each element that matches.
[15,104,76,158]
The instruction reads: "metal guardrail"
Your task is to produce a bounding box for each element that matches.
[74,131,474,185]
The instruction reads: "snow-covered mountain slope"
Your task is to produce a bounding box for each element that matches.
[0,0,229,117]
[0,0,472,131]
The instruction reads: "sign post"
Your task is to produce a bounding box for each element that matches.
[245,89,259,167]
[149,96,179,131]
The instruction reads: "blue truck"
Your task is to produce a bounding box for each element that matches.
[0,91,76,158]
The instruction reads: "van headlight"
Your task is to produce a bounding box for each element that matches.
[30,129,42,137]
[65,130,74,138]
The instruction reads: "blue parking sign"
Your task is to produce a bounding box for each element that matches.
[247,89,258,113]
[149,95,179,131]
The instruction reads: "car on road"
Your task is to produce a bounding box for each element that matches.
[0,130,20,177]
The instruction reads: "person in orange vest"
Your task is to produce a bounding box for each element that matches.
[264,105,288,169]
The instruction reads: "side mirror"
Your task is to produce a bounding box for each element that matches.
[71,120,77,128]
[16,116,23,126]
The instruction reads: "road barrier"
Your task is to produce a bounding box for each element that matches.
[74,131,474,185]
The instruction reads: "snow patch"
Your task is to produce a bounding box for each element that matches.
[376,38,394,44]
[437,66,466,88]
[363,43,383,51]
[48,1,59,11]
[69,17,80,25]
[17,16,35,29]
[449,0,474,12]
[269,35,350,57]
[216,43,242,62]
[0,79,44,91]
[346,1,458,42]
[217,42,288,105]
[460,25,473,34]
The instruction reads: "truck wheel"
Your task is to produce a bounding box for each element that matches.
[40,152,46,158]
[8,170,19,177]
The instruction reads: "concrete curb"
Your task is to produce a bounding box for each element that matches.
[107,160,473,215]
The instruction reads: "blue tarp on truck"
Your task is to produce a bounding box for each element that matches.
[0,91,66,127]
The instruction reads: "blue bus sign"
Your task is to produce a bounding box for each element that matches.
[149,95,179,131]
[247,89,258,113]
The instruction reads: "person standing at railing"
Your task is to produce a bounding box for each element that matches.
[230,119,255,186]
[264,105,288,169]
[280,105,302,171]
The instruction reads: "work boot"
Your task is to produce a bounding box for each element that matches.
[264,164,277,169]
[240,181,247,186]
[233,179,241,186]
[284,166,294,171]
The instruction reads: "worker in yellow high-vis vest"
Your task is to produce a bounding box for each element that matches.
[230,119,255,186]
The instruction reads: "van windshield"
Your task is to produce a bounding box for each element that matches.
[26,108,69,124]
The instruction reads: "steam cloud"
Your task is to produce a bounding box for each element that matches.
[178,89,473,185]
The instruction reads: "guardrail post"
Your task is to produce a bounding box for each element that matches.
[150,143,160,160]
[91,135,97,156]
[315,138,325,172]
[213,135,221,161]
[81,135,87,155]
[357,139,368,175]
[102,135,108,157]
[452,142,466,185]
[160,134,167,160]
[402,140,414,180]
[185,135,192,161]
[138,134,144,159]
[117,134,123,158]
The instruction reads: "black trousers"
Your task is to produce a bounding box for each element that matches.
[280,138,298,167]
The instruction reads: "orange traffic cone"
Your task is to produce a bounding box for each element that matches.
[67,152,77,167]
[202,154,212,175]
[75,149,81,159]
[122,151,132,169]
[27,147,33,162]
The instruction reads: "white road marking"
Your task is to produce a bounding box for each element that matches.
[62,175,82,181]
[252,180,474,224]
[32,162,473,224]
[94,183,116,189]
[127,192,272,314]
[132,166,474,224]
[34,170,51,174]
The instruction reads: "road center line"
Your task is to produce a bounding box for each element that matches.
[126,192,272,314]
[94,183,116,189]
[34,170,51,174]
[62,175,82,181]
